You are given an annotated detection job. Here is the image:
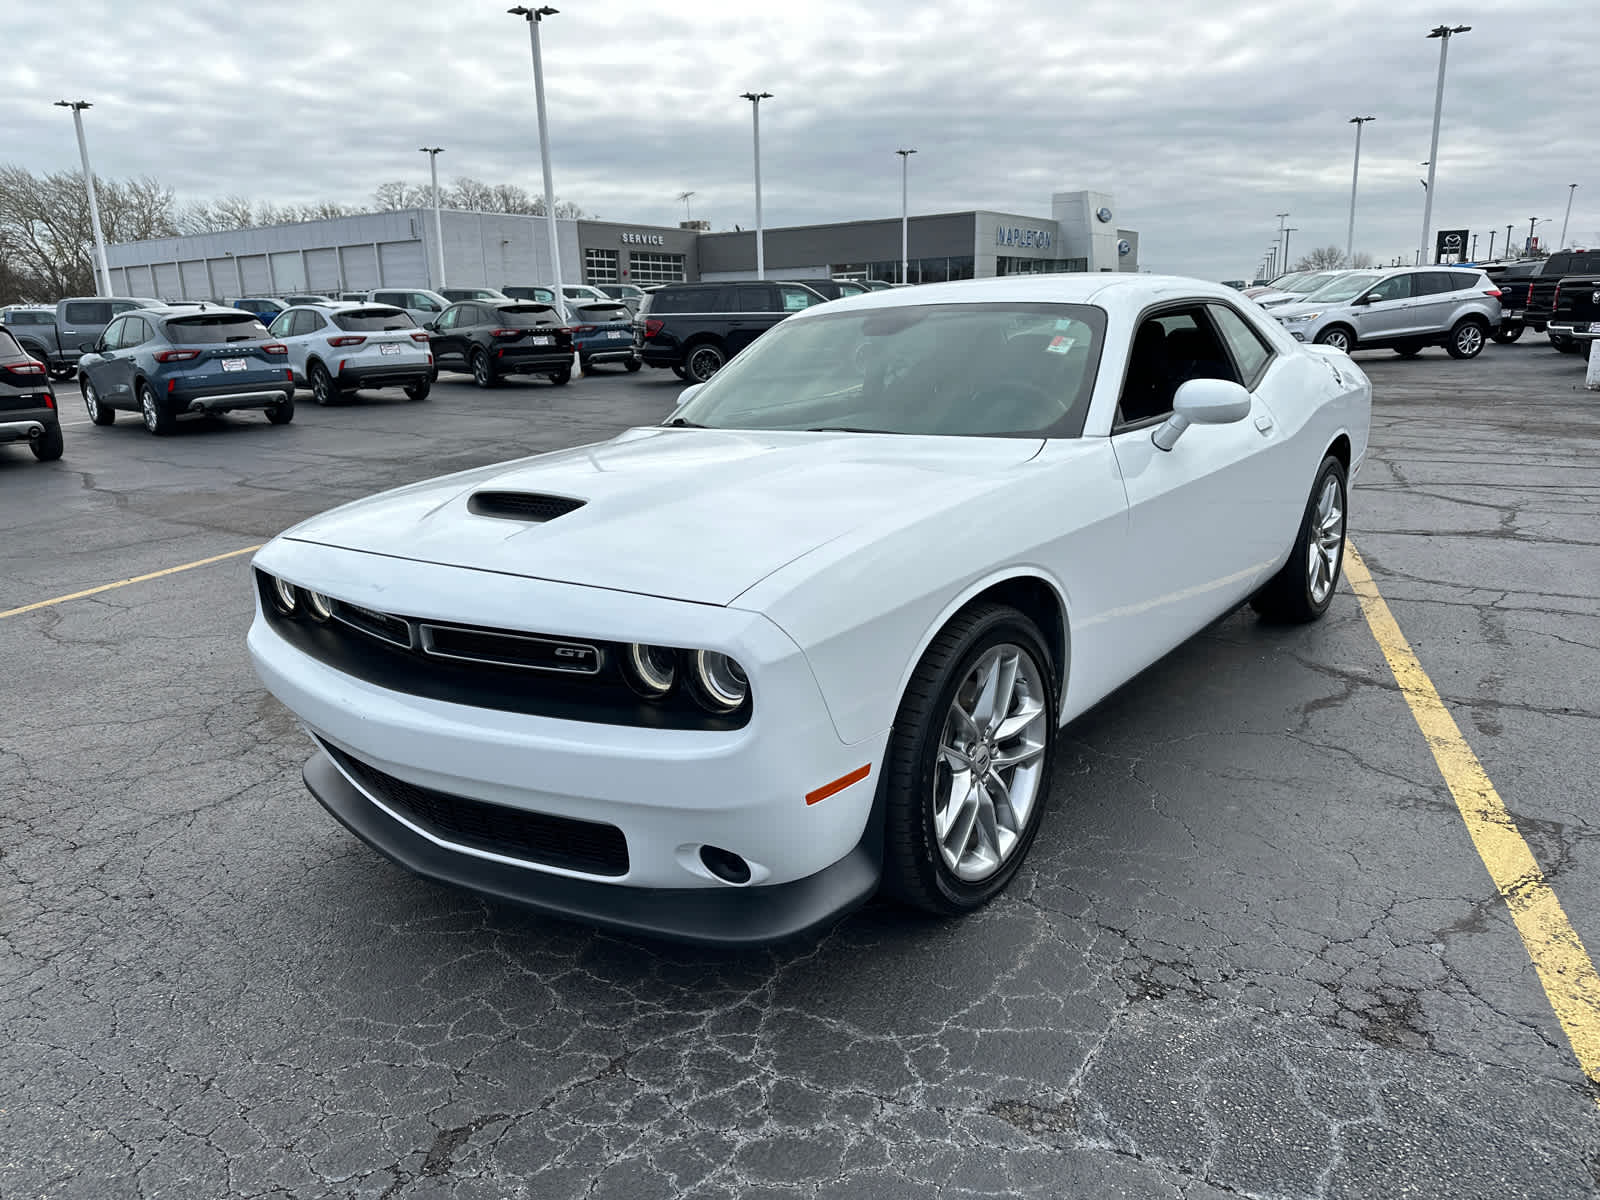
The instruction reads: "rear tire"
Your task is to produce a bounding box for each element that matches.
[549,366,572,386]
[82,379,114,425]
[684,341,727,384]
[265,396,295,425]
[404,379,431,401]
[1250,455,1347,624]
[1551,336,1579,355]
[1492,325,1524,344]
[880,603,1057,917]
[1446,318,1487,359]
[625,358,642,373]
[139,382,174,436]
[671,364,689,381]
[31,423,64,461]
[309,362,336,406]
[472,349,498,388]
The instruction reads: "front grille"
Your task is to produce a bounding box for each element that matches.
[332,600,412,647]
[420,624,602,674]
[469,491,585,522]
[324,742,629,877]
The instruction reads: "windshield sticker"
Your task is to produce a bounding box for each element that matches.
[1047,335,1076,355]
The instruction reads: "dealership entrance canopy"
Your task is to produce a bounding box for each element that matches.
[103,189,1138,299]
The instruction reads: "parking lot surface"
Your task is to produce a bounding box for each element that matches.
[3,343,1599,1198]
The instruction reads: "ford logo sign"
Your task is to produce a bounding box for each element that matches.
[1117,239,1132,256]
[1096,206,1114,223]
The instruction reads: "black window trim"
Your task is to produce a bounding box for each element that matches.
[1205,300,1278,392]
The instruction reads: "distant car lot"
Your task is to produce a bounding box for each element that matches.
[2,340,1598,1198]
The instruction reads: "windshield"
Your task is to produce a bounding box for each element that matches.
[673,302,1105,439]
[1266,273,1306,290]
[1302,272,1383,303]
[1284,272,1343,293]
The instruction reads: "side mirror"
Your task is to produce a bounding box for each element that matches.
[1152,379,1252,452]
[424,321,437,332]
[1353,292,1379,306]
[79,340,98,354]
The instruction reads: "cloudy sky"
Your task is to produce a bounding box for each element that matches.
[9,0,1599,279]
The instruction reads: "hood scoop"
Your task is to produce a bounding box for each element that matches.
[468,491,586,523]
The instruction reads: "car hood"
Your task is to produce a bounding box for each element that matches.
[1269,301,1334,318]
[282,427,1042,605]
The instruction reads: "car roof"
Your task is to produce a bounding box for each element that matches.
[789,273,1252,321]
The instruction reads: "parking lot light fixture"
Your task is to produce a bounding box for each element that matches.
[1346,117,1375,263]
[1558,184,1578,252]
[1419,24,1471,266]
[509,6,563,298]
[896,149,916,285]
[1274,213,1289,277]
[1282,227,1299,273]
[55,100,112,296]
[741,92,773,279]
[419,147,446,288]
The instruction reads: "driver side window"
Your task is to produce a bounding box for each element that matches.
[1366,275,1413,303]
[100,317,128,351]
[1116,308,1241,428]
[435,308,459,331]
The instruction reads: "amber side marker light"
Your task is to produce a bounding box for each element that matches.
[806,764,871,806]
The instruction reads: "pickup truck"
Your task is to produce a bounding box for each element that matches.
[2,296,163,379]
[1525,249,1600,352]
[1486,260,1545,343]
[1547,274,1600,351]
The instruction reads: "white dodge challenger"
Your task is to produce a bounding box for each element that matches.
[248,275,1371,945]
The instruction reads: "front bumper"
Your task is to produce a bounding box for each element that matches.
[247,541,886,943]
[304,748,879,946]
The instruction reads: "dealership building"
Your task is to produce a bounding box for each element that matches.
[102,189,1139,299]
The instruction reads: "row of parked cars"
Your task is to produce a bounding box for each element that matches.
[1240,249,1600,360]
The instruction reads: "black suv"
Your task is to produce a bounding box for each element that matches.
[636,281,827,382]
[0,327,63,463]
[428,301,574,388]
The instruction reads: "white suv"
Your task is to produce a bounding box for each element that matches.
[267,303,434,405]
[1270,266,1503,358]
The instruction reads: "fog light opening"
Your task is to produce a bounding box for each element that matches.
[699,845,752,885]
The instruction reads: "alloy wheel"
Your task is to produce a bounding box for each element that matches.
[141,388,160,432]
[473,352,489,386]
[1324,329,1351,352]
[1456,324,1483,356]
[932,644,1049,882]
[1307,473,1345,606]
[83,382,98,421]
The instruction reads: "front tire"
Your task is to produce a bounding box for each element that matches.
[1314,326,1355,353]
[31,423,64,461]
[82,379,114,425]
[1251,455,1347,624]
[139,382,174,436]
[625,358,642,373]
[1551,336,1579,355]
[1446,318,1486,359]
[671,364,689,381]
[1393,343,1423,358]
[881,603,1057,916]
[1492,325,1524,344]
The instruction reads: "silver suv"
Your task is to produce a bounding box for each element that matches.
[1270,266,1503,358]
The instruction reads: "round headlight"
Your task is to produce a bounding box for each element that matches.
[624,643,677,698]
[690,651,748,712]
[305,590,333,622]
[270,575,298,615]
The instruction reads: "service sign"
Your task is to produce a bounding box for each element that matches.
[622,233,666,246]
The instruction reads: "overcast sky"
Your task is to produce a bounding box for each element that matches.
[9,0,1599,279]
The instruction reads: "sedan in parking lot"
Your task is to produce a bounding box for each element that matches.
[247,274,1370,945]
[267,303,434,404]
[79,306,294,434]
[427,300,574,387]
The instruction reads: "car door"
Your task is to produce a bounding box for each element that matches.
[111,316,154,402]
[1103,304,1289,667]
[84,316,135,405]
[1413,271,1462,333]
[430,305,466,365]
[1349,272,1417,343]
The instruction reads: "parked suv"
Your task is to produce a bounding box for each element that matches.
[781,278,871,301]
[1490,260,1545,343]
[428,300,574,387]
[569,300,642,373]
[636,280,828,382]
[231,297,290,323]
[365,288,451,327]
[0,327,63,462]
[78,306,295,435]
[439,287,510,303]
[267,303,434,404]
[1269,267,1501,358]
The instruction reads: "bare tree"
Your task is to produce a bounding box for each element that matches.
[373,181,426,210]
[1349,252,1376,269]
[1293,246,1349,271]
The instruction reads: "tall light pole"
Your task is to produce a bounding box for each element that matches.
[419,147,446,288]
[55,100,111,296]
[896,148,916,285]
[1282,227,1299,273]
[740,92,772,279]
[1486,229,1496,261]
[1528,216,1548,253]
[1346,117,1375,264]
[1558,183,1578,251]
[1274,212,1290,276]
[1506,223,1514,257]
[1419,24,1471,266]
[509,6,563,296]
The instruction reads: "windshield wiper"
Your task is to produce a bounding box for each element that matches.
[662,416,704,428]
[804,426,894,434]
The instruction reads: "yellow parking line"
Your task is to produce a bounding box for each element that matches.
[1345,543,1600,1099]
[0,545,262,620]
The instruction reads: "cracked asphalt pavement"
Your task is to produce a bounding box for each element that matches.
[2,341,1598,1198]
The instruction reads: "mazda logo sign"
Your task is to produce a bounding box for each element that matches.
[1443,234,1462,249]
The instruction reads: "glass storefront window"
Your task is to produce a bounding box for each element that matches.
[628,252,685,285]
[584,248,620,285]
